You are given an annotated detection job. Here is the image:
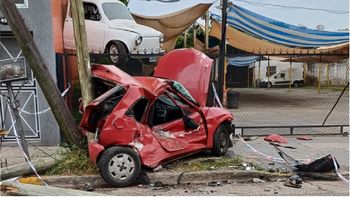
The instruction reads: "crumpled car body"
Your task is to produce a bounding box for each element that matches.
[80,49,234,186]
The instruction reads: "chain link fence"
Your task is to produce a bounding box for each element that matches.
[224,55,349,136]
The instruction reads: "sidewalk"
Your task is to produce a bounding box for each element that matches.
[228,135,349,172]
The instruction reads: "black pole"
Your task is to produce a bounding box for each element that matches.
[217,0,228,102]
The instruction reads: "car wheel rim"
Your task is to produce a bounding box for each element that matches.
[219,131,227,152]
[108,153,135,180]
[109,44,119,63]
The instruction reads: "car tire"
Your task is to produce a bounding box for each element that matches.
[267,82,272,88]
[212,124,230,156]
[106,41,128,67]
[293,81,299,88]
[98,146,141,187]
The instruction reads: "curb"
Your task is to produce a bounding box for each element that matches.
[0,157,57,180]
[42,170,293,189]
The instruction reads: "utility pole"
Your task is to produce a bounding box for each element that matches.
[70,0,94,108]
[217,0,228,102]
[0,0,85,149]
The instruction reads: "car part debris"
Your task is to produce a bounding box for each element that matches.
[83,183,93,192]
[284,175,302,188]
[296,136,312,141]
[295,154,339,173]
[252,178,266,183]
[264,134,288,143]
[269,142,296,149]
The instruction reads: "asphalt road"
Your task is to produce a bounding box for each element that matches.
[94,180,349,196]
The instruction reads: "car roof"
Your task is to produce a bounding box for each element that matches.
[134,76,169,96]
[83,0,124,5]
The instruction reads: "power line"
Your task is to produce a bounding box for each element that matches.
[234,0,349,14]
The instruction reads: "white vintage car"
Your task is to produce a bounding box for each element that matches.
[63,0,165,66]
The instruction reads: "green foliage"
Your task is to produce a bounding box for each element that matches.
[169,156,243,171]
[119,0,128,5]
[45,146,98,176]
[175,25,205,49]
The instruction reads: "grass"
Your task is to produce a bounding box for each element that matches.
[166,155,243,172]
[45,146,98,176]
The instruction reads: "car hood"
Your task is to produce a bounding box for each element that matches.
[108,20,162,37]
[153,49,213,106]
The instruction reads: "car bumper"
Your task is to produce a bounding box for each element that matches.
[88,141,105,164]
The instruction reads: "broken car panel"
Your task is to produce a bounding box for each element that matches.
[80,49,234,187]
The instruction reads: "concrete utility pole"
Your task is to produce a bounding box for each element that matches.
[0,0,85,148]
[70,0,94,108]
[217,0,228,102]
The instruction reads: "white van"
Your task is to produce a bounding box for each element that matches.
[258,68,304,88]
[63,0,165,66]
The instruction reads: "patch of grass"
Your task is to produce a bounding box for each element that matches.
[168,156,243,172]
[45,146,98,176]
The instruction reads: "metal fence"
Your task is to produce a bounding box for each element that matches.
[222,53,349,136]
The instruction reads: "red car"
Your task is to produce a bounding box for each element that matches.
[80,49,234,186]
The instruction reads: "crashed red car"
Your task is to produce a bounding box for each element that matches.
[80,49,234,186]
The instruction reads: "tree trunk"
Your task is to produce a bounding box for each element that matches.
[0,0,85,148]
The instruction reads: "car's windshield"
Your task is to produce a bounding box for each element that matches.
[172,81,197,105]
[102,2,133,20]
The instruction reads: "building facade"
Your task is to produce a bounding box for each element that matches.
[0,0,60,145]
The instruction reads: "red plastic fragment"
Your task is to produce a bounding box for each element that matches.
[296,136,312,141]
[264,134,288,143]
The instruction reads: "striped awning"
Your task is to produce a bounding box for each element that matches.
[228,56,258,66]
[211,4,349,48]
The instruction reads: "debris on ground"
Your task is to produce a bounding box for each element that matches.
[269,142,296,149]
[296,136,312,141]
[295,154,339,173]
[252,178,266,183]
[264,134,288,144]
[83,183,94,192]
[283,174,302,188]
[243,136,257,141]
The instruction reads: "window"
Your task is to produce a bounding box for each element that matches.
[102,2,133,20]
[126,98,148,122]
[15,0,28,8]
[83,2,101,21]
[172,81,197,105]
[280,73,285,78]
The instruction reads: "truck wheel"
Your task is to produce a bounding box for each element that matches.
[267,82,272,88]
[106,41,128,67]
[293,81,299,88]
[99,146,141,187]
[212,124,230,156]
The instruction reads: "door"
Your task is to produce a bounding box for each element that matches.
[274,72,289,86]
[147,92,207,152]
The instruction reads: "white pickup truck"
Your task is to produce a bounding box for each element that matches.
[63,0,165,66]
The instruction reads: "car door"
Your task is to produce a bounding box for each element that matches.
[274,73,287,86]
[147,91,207,152]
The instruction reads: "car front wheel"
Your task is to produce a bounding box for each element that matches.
[98,146,141,187]
[107,40,128,67]
[212,124,230,156]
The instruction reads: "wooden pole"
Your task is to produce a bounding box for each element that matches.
[193,24,197,48]
[183,31,187,48]
[70,0,94,108]
[318,64,321,93]
[0,0,85,148]
[289,58,292,90]
[6,82,30,161]
[205,11,209,50]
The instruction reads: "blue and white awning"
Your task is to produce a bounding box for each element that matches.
[211,4,349,48]
[228,56,258,66]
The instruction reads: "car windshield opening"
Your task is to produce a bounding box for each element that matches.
[102,2,133,20]
[172,81,197,105]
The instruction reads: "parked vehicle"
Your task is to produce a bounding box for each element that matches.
[258,68,304,88]
[80,49,234,187]
[63,0,165,66]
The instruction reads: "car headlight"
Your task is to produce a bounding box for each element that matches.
[159,35,165,43]
[135,35,143,45]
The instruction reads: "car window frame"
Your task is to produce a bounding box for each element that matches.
[125,96,149,123]
[82,2,102,21]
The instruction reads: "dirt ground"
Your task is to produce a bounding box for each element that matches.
[93,180,349,196]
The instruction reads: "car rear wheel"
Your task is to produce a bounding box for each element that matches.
[293,81,299,88]
[99,146,141,187]
[212,124,230,156]
[107,40,128,67]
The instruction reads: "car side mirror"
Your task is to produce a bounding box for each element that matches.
[183,115,199,130]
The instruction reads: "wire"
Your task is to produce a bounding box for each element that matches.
[234,0,350,14]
